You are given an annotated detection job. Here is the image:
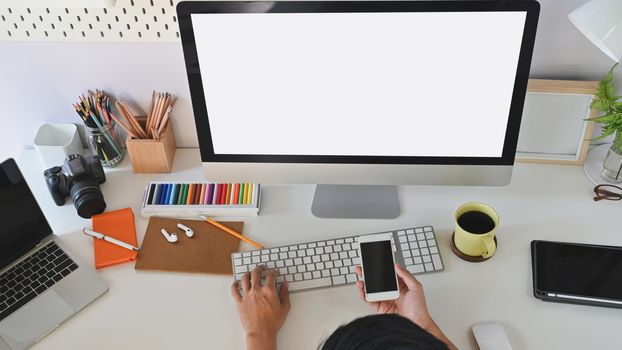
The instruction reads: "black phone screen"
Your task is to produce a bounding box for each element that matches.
[360,240,398,293]
[534,241,622,299]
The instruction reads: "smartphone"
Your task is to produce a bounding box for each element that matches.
[358,233,400,302]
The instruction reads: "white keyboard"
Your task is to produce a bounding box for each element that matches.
[231,226,444,293]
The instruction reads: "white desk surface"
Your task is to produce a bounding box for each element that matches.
[17,149,622,350]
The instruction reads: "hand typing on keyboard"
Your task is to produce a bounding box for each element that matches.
[231,265,291,350]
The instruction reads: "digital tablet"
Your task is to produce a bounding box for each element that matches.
[531,240,622,309]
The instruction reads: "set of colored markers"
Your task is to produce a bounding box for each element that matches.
[141,181,261,218]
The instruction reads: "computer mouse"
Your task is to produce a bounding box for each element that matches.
[471,321,512,350]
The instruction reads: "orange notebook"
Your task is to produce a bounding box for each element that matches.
[91,207,138,269]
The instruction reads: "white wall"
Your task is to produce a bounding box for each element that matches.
[1,0,621,161]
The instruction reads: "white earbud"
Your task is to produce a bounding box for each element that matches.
[161,229,178,243]
[177,223,194,238]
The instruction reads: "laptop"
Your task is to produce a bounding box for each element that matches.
[0,159,108,350]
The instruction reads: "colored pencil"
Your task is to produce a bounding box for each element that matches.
[199,215,264,249]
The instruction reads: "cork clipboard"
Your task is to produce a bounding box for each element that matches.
[135,217,242,274]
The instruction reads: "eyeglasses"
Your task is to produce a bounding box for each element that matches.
[593,184,622,201]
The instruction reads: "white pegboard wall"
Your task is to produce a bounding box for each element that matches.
[0,0,182,42]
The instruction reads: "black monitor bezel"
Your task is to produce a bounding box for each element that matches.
[177,1,539,165]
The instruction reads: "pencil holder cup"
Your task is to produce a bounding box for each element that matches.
[126,117,176,173]
[34,123,84,169]
[85,119,125,168]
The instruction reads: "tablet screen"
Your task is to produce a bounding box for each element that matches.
[534,241,622,299]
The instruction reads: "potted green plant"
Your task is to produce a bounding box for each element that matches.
[588,63,622,183]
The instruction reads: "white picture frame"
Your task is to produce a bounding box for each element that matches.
[515,79,599,165]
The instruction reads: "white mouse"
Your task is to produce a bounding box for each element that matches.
[472,322,512,350]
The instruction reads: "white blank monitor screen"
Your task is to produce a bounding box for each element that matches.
[190,11,527,158]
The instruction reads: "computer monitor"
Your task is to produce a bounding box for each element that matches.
[177,1,539,219]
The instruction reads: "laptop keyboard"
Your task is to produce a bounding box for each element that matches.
[0,242,78,322]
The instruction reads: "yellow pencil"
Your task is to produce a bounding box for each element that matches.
[199,215,264,249]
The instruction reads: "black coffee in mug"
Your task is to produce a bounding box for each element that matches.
[457,211,495,234]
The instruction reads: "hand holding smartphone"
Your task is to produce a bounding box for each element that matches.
[358,233,400,302]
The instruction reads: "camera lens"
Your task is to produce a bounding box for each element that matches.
[69,177,106,218]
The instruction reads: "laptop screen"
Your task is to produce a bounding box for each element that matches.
[0,159,52,270]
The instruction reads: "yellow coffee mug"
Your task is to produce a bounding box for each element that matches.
[453,202,499,258]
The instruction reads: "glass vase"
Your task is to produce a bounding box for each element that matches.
[85,120,125,168]
[600,133,622,183]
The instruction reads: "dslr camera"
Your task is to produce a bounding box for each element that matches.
[44,154,107,218]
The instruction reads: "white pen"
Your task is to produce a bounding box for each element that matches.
[82,228,140,252]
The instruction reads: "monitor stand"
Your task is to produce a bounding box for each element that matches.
[311,185,400,219]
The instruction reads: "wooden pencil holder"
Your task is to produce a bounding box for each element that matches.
[126,117,176,173]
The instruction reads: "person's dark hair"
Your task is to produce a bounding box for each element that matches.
[319,314,449,350]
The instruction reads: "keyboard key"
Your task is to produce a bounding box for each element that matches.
[428,239,436,247]
[297,265,306,273]
[340,267,349,275]
[251,257,260,264]
[276,261,284,268]
[348,251,357,258]
[399,236,407,243]
[285,259,293,266]
[315,262,324,270]
[235,265,248,273]
[303,257,312,264]
[339,252,348,259]
[294,274,303,281]
[288,278,332,291]
[318,241,326,247]
[233,258,242,266]
[243,257,251,265]
[430,246,438,254]
[303,272,312,280]
[252,251,260,256]
[413,257,422,264]
[315,247,324,255]
[279,268,288,275]
[403,250,411,258]
[423,255,432,263]
[424,263,434,271]
[421,248,430,255]
[299,250,307,257]
[306,249,315,256]
[417,233,425,240]
[294,258,302,265]
[267,261,275,269]
[313,271,321,279]
[398,230,406,236]
[325,246,333,253]
[334,260,343,268]
[419,241,428,248]
[288,267,297,274]
[432,254,443,270]
[321,254,330,262]
[285,275,294,282]
[343,258,352,266]
[404,258,413,265]
[400,243,409,251]
[312,256,321,263]
[279,253,288,260]
[332,276,346,285]
[321,270,330,277]
[407,265,425,274]
[346,274,357,283]
[261,255,269,262]
[331,268,340,276]
[325,261,334,269]
[288,251,297,259]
